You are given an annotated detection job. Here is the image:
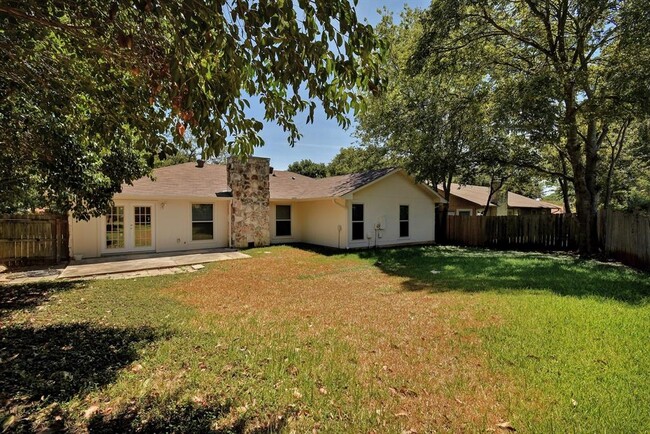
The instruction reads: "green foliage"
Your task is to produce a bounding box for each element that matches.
[411,0,650,252]
[355,8,541,207]
[287,145,392,178]
[604,119,650,213]
[286,159,328,178]
[327,145,393,175]
[1,0,384,218]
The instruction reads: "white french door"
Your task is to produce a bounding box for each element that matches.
[103,203,155,253]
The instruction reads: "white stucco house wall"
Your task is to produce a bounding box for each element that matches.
[69,157,446,259]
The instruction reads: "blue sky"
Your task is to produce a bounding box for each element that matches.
[250,0,430,169]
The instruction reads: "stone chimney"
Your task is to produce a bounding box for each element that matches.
[227,156,271,248]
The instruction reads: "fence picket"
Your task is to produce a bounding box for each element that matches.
[0,214,69,267]
[445,210,649,270]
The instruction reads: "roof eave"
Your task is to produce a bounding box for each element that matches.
[270,195,338,202]
[115,193,232,201]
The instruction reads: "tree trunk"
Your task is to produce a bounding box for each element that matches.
[438,175,453,243]
[563,86,598,255]
[484,175,505,216]
[559,155,572,214]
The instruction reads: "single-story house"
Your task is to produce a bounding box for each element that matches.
[70,157,446,258]
[438,183,561,216]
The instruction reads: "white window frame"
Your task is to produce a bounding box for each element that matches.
[104,205,126,250]
[456,209,473,217]
[191,203,214,242]
[399,204,410,238]
[351,203,365,241]
[275,204,292,237]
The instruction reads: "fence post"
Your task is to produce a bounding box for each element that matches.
[56,219,62,263]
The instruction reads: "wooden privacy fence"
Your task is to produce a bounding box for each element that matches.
[445,211,650,270]
[446,214,580,250]
[0,214,69,267]
[599,210,650,270]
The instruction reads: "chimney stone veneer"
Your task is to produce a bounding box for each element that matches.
[227,156,271,248]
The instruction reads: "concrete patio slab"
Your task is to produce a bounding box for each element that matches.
[58,248,250,279]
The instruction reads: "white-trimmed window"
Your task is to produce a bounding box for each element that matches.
[457,209,472,217]
[105,206,125,249]
[276,205,291,237]
[192,204,214,240]
[399,205,409,238]
[351,204,364,240]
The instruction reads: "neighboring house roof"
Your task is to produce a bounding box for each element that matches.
[441,184,497,208]
[439,183,560,209]
[118,163,442,202]
[507,191,559,209]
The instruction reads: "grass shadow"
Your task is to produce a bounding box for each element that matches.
[87,399,231,434]
[86,396,289,434]
[287,242,376,257]
[0,322,165,432]
[356,246,650,304]
[0,280,79,319]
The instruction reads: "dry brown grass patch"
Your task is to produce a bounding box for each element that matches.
[164,246,509,431]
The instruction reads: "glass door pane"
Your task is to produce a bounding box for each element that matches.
[134,206,152,247]
[106,206,125,249]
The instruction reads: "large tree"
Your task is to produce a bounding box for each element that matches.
[414,0,650,254]
[327,145,393,175]
[1,0,383,218]
[287,159,329,178]
[357,8,480,202]
[356,8,540,229]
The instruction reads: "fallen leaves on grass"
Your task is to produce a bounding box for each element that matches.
[83,405,100,419]
[163,246,505,431]
[496,421,516,431]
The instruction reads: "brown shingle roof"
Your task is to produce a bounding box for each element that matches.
[118,162,228,199]
[507,192,559,209]
[272,167,397,199]
[117,163,400,200]
[440,183,560,209]
[442,184,497,207]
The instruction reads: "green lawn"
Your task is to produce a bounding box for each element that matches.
[1,246,648,433]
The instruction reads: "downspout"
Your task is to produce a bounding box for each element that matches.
[337,225,342,249]
[333,198,347,249]
[228,199,232,248]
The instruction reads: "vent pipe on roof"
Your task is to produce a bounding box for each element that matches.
[196,159,205,168]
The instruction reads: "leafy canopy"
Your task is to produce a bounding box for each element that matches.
[1,0,384,218]
[411,0,650,252]
[287,159,329,178]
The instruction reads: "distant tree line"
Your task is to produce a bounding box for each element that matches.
[287,145,393,178]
